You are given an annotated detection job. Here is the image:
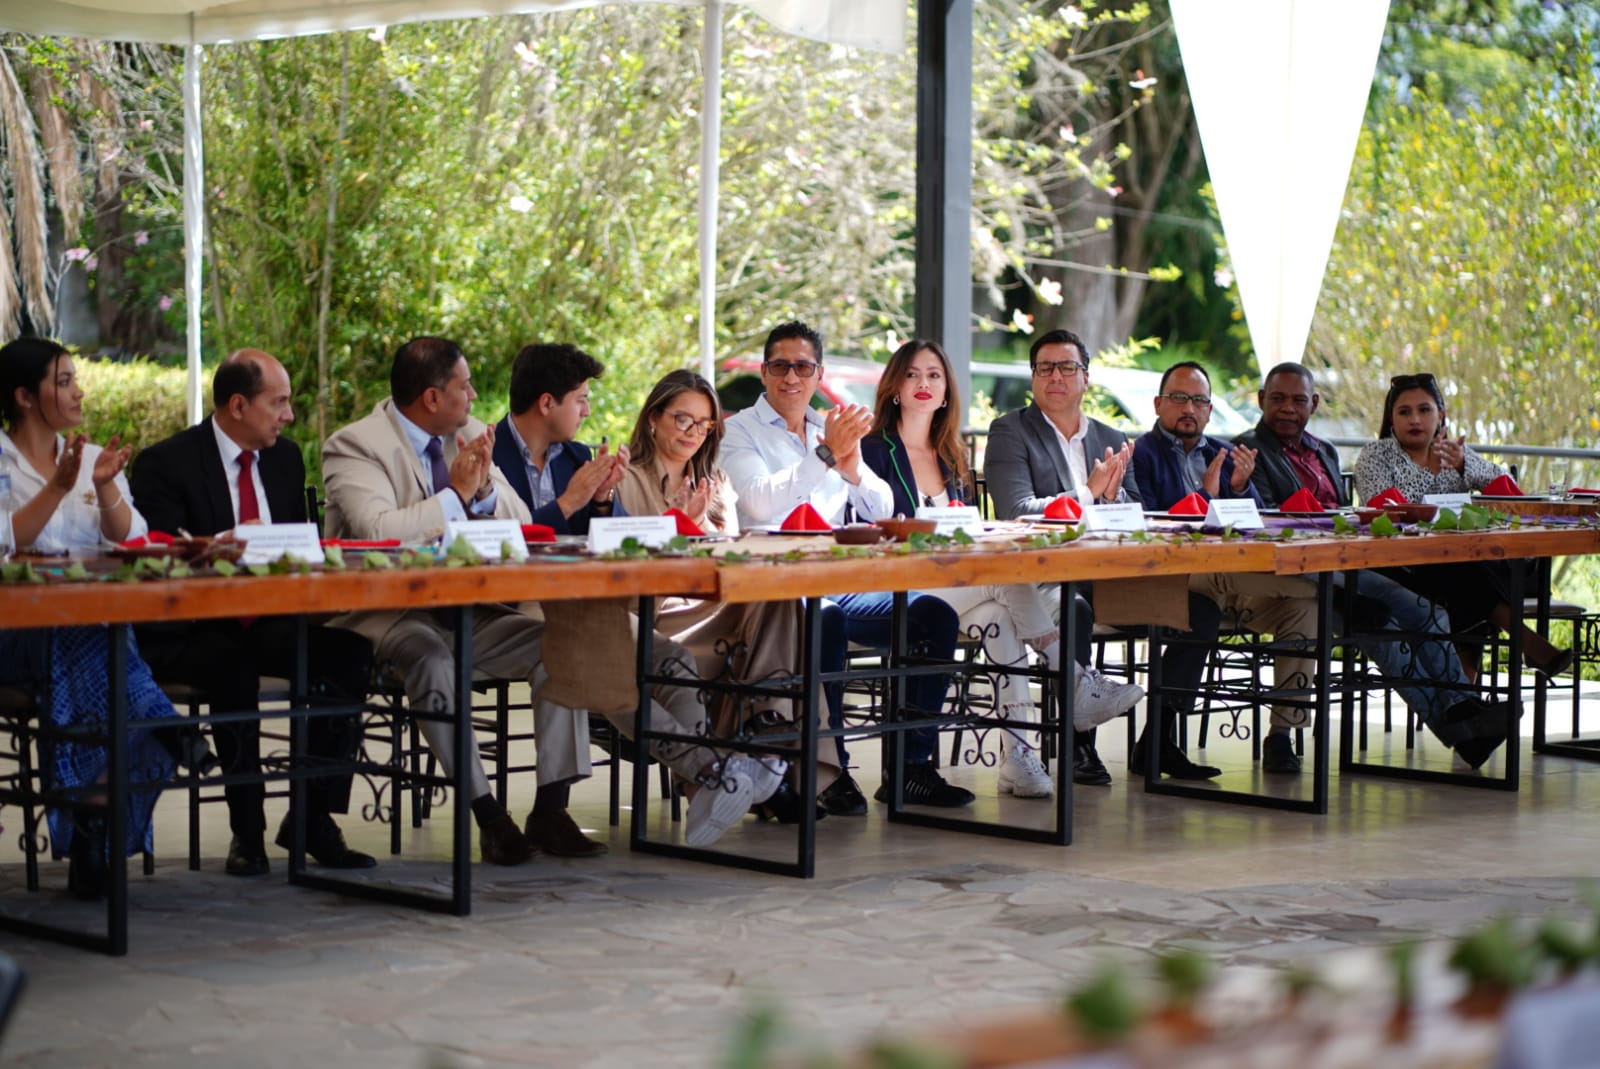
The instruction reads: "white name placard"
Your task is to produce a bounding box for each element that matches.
[445,519,529,562]
[1082,502,1147,533]
[234,522,323,565]
[914,505,983,536]
[587,515,678,553]
[1205,498,1264,529]
[1424,492,1473,510]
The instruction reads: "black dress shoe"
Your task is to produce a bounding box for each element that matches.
[479,813,536,866]
[752,781,826,823]
[276,814,377,869]
[1532,647,1575,678]
[1261,732,1302,775]
[872,765,976,807]
[1072,743,1113,787]
[225,834,270,877]
[818,770,868,816]
[523,810,608,858]
[1130,736,1222,780]
[67,812,108,900]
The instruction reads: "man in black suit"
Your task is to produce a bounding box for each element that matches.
[131,349,376,876]
[490,343,628,529]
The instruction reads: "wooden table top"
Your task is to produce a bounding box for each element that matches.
[5,522,1597,627]
[1472,495,1600,519]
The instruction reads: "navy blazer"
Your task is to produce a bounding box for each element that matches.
[859,433,974,517]
[491,416,622,535]
[130,416,308,537]
[1131,425,1262,511]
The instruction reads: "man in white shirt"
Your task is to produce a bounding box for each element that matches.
[722,321,971,810]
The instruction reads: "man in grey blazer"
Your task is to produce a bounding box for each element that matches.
[323,336,602,864]
[983,329,1224,783]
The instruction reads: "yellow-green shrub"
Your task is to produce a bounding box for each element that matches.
[77,358,191,451]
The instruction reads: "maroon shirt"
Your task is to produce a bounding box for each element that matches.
[1283,433,1340,507]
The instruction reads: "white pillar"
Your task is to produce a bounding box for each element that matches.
[698,0,724,383]
[181,37,206,426]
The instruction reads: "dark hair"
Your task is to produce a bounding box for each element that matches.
[869,339,970,491]
[1028,329,1088,369]
[1158,360,1210,394]
[1262,362,1316,392]
[627,370,726,526]
[508,343,604,416]
[1379,372,1445,439]
[0,337,71,429]
[212,357,266,409]
[762,321,824,365]
[391,337,466,407]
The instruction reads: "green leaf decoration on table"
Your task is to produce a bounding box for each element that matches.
[213,559,238,577]
[62,561,90,581]
[666,534,691,552]
[1,561,43,584]
[363,552,392,570]
[952,528,975,545]
[1431,507,1460,531]
[1155,948,1212,1009]
[1063,965,1143,1043]
[718,550,752,563]
[499,540,516,561]
[246,564,270,577]
[1128,529,1150,543]
[267,552,302,575]
[323,545,346,570]
[1369,513,1399,537]
[1333,513,1358,534]
[445,532,483,563]
[1220,526,1240,541]
[170,562,192,579]
[1458,504,1495,531]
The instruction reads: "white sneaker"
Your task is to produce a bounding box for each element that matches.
[685,761,760,848]
[725,753,785,806]
[998,746,1054,798]
[1072,667,1144,730]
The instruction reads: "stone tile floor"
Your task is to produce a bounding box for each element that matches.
[3,716,1599,1068]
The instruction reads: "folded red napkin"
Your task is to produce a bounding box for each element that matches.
[119,531,176,548]
[780,503,832,532]
[1484,474,1523,496]
[662,508,705,537]
[1569,487,1600,495]
[1281,488,1324,512]
[1170,492,1209,516]
[519,524,556,543]
[1367,487,1408,507]
[321,538,403,549]
[1043,494,1083,520]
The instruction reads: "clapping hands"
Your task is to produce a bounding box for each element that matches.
[1085,442,1132,502]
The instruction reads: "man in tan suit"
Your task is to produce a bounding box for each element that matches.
[323,336,602,863]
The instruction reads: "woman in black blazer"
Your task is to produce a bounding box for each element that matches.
[859,340,1144,798]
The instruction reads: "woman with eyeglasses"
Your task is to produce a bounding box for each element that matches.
[1354,372,1571,679]
[858,340,1143,799]
[0,337,184,899]
[616,369,836,821]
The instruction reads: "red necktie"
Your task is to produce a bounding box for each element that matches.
[238,451,260,524]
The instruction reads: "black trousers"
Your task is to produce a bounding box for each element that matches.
[137,618,371,837]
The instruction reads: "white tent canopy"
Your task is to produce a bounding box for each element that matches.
[2,0,903,51]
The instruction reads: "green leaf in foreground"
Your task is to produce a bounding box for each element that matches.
[1063,966,1142,1043]
[62,561,90,581]
[363,552,393,570]
[324,545,346,569]
[212,559,238,577]
[1369,513,1399,537]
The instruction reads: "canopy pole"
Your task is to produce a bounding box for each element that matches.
[181,37,205,426]
[697,0,723,383]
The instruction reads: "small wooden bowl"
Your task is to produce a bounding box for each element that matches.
[1352,507,1384,524]
[833,524,887,545]
[874,518,938,542]
[1383,503,1438,523]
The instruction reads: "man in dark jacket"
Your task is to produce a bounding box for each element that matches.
[1232,362,1348,509]
[131,350,375,875]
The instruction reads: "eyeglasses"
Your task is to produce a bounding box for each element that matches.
[1032,361,1088,379]
[1389,373,1437,390]
[764,360,819,379]
[664,410,717,437]
[1159,392,1212,408]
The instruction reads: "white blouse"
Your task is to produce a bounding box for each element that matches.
[0,429,148,553]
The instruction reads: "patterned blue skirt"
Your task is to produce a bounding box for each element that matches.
[0,626,177,858]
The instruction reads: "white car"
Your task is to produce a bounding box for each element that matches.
[967,360,1255,439]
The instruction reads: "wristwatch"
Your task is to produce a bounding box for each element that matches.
[814,443,837,469]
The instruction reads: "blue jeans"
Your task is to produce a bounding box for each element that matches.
[819,591,959,765]
[1335,570,1469,731]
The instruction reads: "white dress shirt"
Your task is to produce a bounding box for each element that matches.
[0,429,148,552]
[1046,414,1096,506]
[721,394,894,528]
[211,419,271,525]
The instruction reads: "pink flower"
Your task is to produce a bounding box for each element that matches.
[84,256,98,271]
[158,296,174,312]
[134,231,149,246]
[1108,186,1123,198]
[64,247,89,262]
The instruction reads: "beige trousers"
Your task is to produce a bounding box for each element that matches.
[1187,572,1320,730]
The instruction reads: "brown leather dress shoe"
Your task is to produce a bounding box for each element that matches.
[479,813,537,866]
[523,810,608,858]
